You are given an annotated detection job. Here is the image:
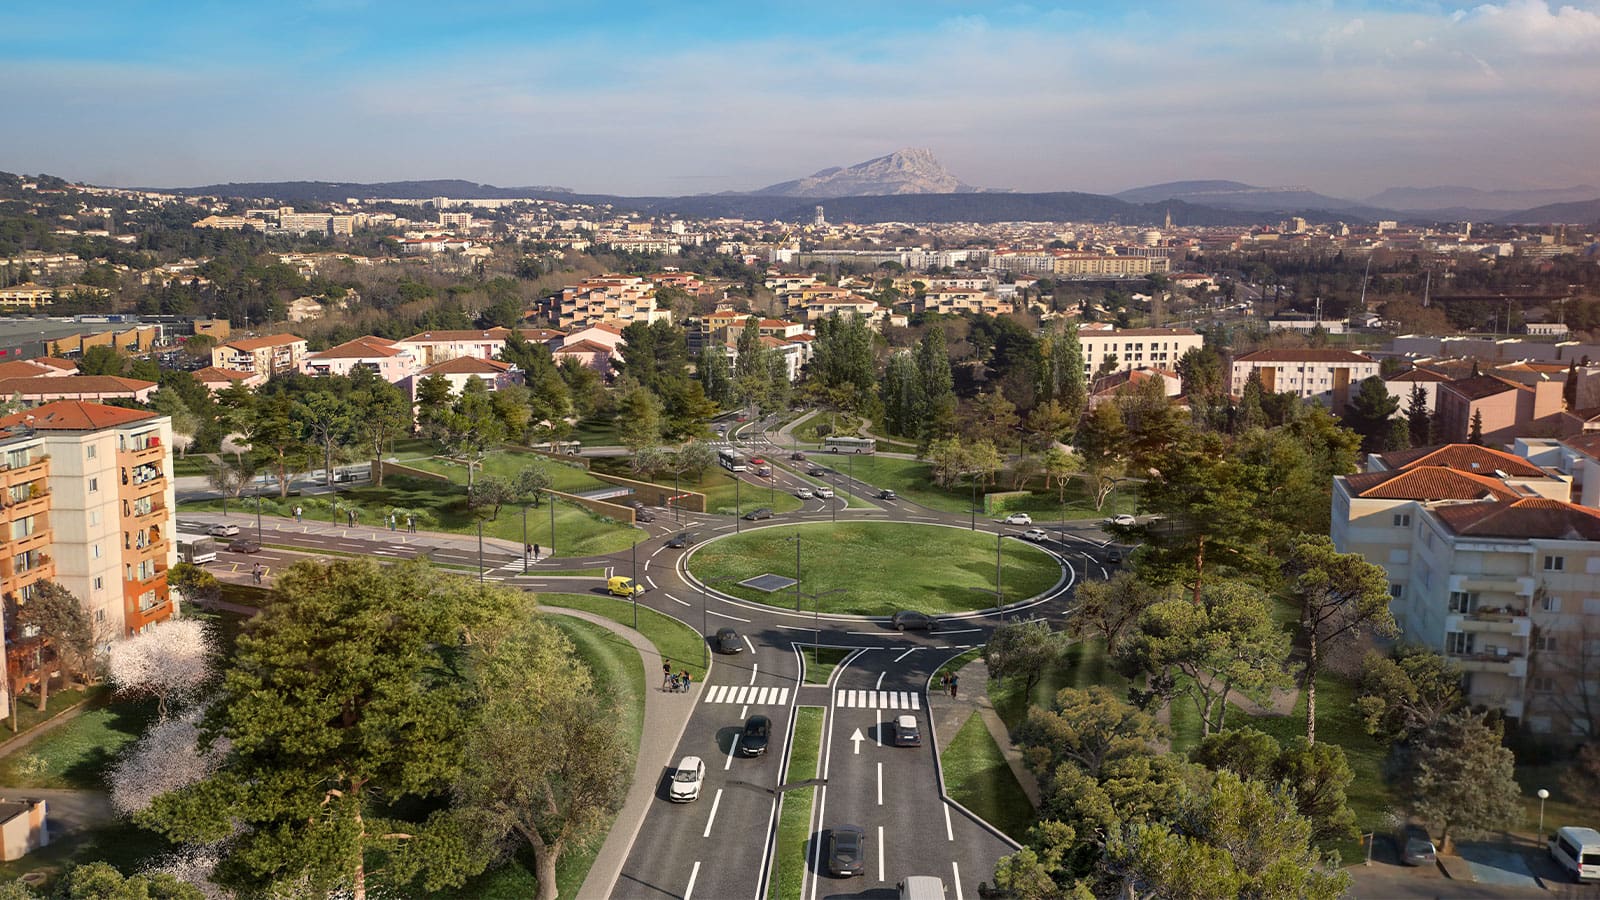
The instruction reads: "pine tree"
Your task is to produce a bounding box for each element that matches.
[1468,409,1485,445]
[1405,384,1431,449]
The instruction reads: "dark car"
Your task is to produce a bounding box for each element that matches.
[893,714,921,747]
[666,532,698,549]
[715,627,743,654]
[227,539,262,554]
[1106,547,1123,564]
[877,489,896,500]
[826,825,866,877]
[743,507,774,521]
[627,500,656,523]
[1399,824,1437,866]
[790,451,807,460]
[739,715,771,756]
[807,466,827,477]
[891,610,936,632]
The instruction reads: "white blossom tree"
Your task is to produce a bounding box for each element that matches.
[107,619,214,720]
[109,709,231,818]
[143,844,232,900]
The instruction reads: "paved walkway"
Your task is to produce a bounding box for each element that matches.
[183,509,529,558]
[0,787,113,840]
[926,657,1042,807]
[550,608,710,900]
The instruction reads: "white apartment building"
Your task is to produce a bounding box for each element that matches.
[301,336,421,382]
[394,328,510,368]
[1332,444,1598,734]
[1230,349,1379,415]
[1079,327,1203,377]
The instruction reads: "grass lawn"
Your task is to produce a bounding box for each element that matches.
[834,454,1136,519]
[536,593,708,682]
[432,613,644,900]
[991,638,1129,731]
[802,647,853,685]
[1514,763,1589,839]
[689,522,1062,616]
[771,706,824,900]
[532,566,608,578]
[590,460,803,517]
[0,699,157,790]
[404,451,606,494]
[791,412,862,445]
[0,685,102,749]
[942,712,1036,843]
[181,474,644,557]
[784,463,875,509]
[171,455,210,477]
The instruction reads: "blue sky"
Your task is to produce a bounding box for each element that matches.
[4,1,1597,197]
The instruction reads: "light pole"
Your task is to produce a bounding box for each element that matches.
[521,503,529,573]
[970,477,979,531]
[996,530,1004,603]
[254,494,263,544]
[1537,788,1549,844]
[631,538,639,629]
[698,575,745,667]
[674,472,681,523]
[735,475,741,533]
[548,490,556,559]
[476,520,484,586]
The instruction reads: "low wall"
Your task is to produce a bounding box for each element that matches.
[502,444,591,470]
[589,472,708,513]
[372,460,451,483]
[549,489,636,524]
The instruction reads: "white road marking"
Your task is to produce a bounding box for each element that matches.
[875,671,885,690]
[707,609,751,622]
[938,628,983,635]
[877,763,883,805]
[685,861,701,900]
[952,862,963,900]
[645,576,656,589]
[944,804,954,841]
[893,647,919,663]
[664,592,691,607]
[911,693,921,710]
[878,825,886,882]
[706,685,727,703]
[725,734,738,770]
[749,664,759,685]
[743,635,757,653]
[850,729,865,755]
[702,789,723,838]
[734,686,750,704]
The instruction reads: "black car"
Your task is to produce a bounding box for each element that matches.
[891,610,936,632]
[877,489,896,500]
[743,507,773,521]
[790,451,807,460]
[666,532,698,549]
[227,539,262,554]
[714,627,742,654]
[1398,824,1437,866]
[739,715,771,756]
[826,825,866,877]
[807,466,827,477]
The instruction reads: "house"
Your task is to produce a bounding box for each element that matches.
[1081,328,1203,378]
[0,360,74,380]
[301,336,420,382]
[1087,368,1183,407]
[192,366,263,393]
[1229,348,1380,415]
[210,334,308,377]
[1384,367,1452,418]
[550,339,615,377]
[1433,374,1564,446]
[286,297,325,323]
[394,328,510,368]
[404,357,518,401]
[0,375,158,405]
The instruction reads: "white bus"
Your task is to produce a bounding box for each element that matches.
[176,532,219,565]
[824,436,876,454]
[718,448,748,472]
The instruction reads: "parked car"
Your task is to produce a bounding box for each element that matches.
[877,489,896,500]
[826,825,867,877]
[207,523,240,537]
[668,756,706,802]
[794,487,813,499]
[1398,824,1437,866]
[743,507,774,521]
[666,532,699,549]
[815,487,835,499]
[608,575,645,597]
[1104,514,1136,527]
[893,714,921,747]
[891,610,936,632]
[227,539,262,554]
[739,715,771,756]
[790,451,807,461]
[1021,528,1049,542]
[1548,826,1600,882]
[1002,513,1032,525]
[714,627,742,654]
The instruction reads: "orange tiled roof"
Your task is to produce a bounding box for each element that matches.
[553,339,611,355]
[0,375,155,396]
[1344,466,1521,501]
[417,356,513,376]
[309,337,407,360]
[225,333,305,352]
[193,366,255,383]
[33,357,78,371]
[1433,497,1600,540]
[399,327,511,343]
[0,360,56,379]
[1376,443,1545,477]
[0,400,156,430]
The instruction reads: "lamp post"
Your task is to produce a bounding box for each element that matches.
[970,477,979,531]
[476,520,484,586]
[698,575,745,667]
[674,472,681,523]
[522,503,529,573]
[735,475,741,533]
[632,538,639,629]
[996,530,1004,603]
[795,587,847,667]
[548,490,556,559]
[254,494,263,544]
[1537,788,1549,845]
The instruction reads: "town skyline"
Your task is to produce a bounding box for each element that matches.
[5,0,1598,198]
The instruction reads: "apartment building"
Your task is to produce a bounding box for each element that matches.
[1079,327,1203,377]
[0,429,57,715]
[1052,254,1171,276]
[1433,374,1565,447]
[550,276,669,329]
[394,328,510,368]
[913,291,1014,316]
[403,357,518,401]
[0,376,157,405]
[301,336,421,382]
[211,334,308,377]
[1229,348,1379,415]
[1331,443,1598,734]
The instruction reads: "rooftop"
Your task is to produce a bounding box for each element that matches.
[1233,348,1376,363]
[0,399,157,431]
[1344,466,1521,502]
[224,333,306,352]
[1433,497,1600,541]
[1375,443,1547,477]
[1443,374,1529,401]
[417,356,514,376]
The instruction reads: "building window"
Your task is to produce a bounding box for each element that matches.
[95,608,105,622]
[1393,513,1411,527]
[1544,555,1565,571]
[1535,635,1557,652]
[86,444,96,459]
[89,510,100,526]
[88,477,98,493]
[93,576,103,591]
[92,543,101,559]
[1389,583,1403,600]
[1449,591,1479,613]
[1446,631,1474,655]
[1531,676,1555,693]
[1544,594,1561,612]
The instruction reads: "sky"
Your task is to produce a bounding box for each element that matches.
[3,0,1598,199]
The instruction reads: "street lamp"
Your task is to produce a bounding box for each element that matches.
[476,520,484,586]
[996,530,1004,603]
[735,475,741,533]
[547,489,556,559]
[1537,788,1549,844]
[522,503,529,574]
[631,538,639,629]
[674,471,681,523]
[254,494,263,544]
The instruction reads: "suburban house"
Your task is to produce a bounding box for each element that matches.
[394,328,511,368]
[403,356,519,401]
[192,366,263,393]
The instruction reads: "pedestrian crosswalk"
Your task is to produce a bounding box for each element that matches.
[702,685,791,707]
[834,690,922,710]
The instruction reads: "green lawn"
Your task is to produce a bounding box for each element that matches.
[403,451,606,494]
[0,699,157,790]
[432,613,644,900]
[802,647,853,685]
[0,685,102,748]
[532,567,608,578]
[942,712,1035,843]
[590,459,803,517]
[689,522,1062,616]
[771,706,824,900]
[181,474,644,557]
[0,820,173,884]
[536,593,708,681]
[831,454,1135,519]
[783,463,875,509]
[171,455,210,477]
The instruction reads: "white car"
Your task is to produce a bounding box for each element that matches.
[1002,513,1032,525]
[794,488,814,499]
[1105,514,1136,527]
[1021,528,1049,542]
[815,487,835,498]
[206,523,240,537]
[668,755,706,802]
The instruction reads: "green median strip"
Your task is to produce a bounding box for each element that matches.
[801,647,852,685]
[771,706,824,900]
[941,711,1036,844]
[535,593,707,681]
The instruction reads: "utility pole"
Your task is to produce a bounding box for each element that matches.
[548,491,556,559]
[632,538,639,629]
[522,504,528,573]
[735,476,741,533]
[996,530,1004,602]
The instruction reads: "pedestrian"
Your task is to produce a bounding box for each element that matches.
[293,505,302,523]
[251,563,263,585]
[680,670,692,692]
[662,662,673,690]
[525,543,534,561]
[388,513,396,531]
[533,542,541,560]
[950,674,959,699]
[347,510,355,527]
[408,515,416,533]
[939,673,950,693]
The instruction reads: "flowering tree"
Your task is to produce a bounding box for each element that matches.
[107,619,214,720]
[109,709,230,818]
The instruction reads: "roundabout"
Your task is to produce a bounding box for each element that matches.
[684,520,1065,617]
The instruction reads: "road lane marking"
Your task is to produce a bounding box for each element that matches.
[750,664,759,685]
[707,609,751,622]
[725,734,738,770]
[938,628,983,635]
[850,729,864,754]
[944,804,954,841]
[744,635,757,653]
[876,763,883,805]
[645,576,656,589]
[893,647,919,663]
[685,860,701,900]
[734,686,750,704]
[875,671,885,690]
[702,789,723,838]
[757,687,771,704]
[740,704,748,719]
[663,592,691,607]
[952,862,963,900]
[878,825,886,882]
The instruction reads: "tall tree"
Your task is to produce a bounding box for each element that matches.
[616,384,663,455]
[439,377,506,487]
[913,325,956,442]
[879,350,920,438]
[1408,711,1523,852]
[1066,571,1162,655]
[246,393,314,499]
[12,582,95,712]
[1283,535,1398,744]
[1468,408,1485,444]
[1074,401,1128,510]
[414,373,454,439]
[984,619,1063,698]
[1405,384,1431,448]
[1354,647,1465,743]
[1342,376,1400,453]
[1036,320,1086,422]
[294,388,359,489]
[350,367,413,485]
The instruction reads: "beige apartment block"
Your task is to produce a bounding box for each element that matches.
[1079,328,1203,377]
[211,333,308,377]
[1230,348,1379,415]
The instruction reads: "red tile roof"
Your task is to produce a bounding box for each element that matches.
[1344,466,1521,501]
[400,327,511,343]
[0,376,155,396]
[1561,432,1600,459]
[1385,367,1451,383]
[309,337,407,359]
[225,333,306,352]
[33,357,78,371]
[552,339,611,355]
[0,400,156,430]
[1375,443,1546,477]
[193,366,255,383]
[0,361,56,379]
[1433,497,1600,540]
[417,356,513,376]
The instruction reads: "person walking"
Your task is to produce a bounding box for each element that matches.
[293,505,302,523]
[406,515,415,534]
[533,542,541,560]
[949,674,959,699]
[388,513,396,532]
[662,662,674,690]
[679,670,692,693]
[251,563,264,585]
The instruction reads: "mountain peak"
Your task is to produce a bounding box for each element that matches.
[756,148,983,198]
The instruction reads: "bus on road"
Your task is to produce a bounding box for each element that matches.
[823,436,876,454]
[176,532,219,565]
[718,448,748,472]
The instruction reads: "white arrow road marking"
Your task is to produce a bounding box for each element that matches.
[850,728,865,755]
[702,789,723,838]
[749,664,759,685]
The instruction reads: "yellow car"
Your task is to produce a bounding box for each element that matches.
[608,575,645,597]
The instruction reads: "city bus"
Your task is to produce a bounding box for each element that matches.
[718,448,748,472]
[823,436,876,454]
[176,532,219,565]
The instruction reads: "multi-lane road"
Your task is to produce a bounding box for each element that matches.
[178,418,1125,898]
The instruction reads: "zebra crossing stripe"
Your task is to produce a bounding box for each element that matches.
[705,685,726,704]
[910,693,921,710]
[834,692,845,707]
[776,688,789,705]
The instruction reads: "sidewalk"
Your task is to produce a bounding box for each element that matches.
[181,509,530,558]
[926,657,1042,807]
[550,608,707,900]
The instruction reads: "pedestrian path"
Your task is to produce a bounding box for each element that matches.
[927,657,1041,807]
[834,689,922,710]
[701,684,791,706]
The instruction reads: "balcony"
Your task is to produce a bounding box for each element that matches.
[1447,609,1533,638]
[120,442,165,465]
[1449,650,1528,677]
[0,460,49,489]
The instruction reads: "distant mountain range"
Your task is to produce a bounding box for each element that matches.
[753,148,987,198]
[1364,184,1600,212]
[1112,179,1381,215]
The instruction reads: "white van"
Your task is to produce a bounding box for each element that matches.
[1550,826,1600,883]
[898,875,946,900]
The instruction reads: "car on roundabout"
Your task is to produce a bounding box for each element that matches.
[608,575,645,597]
[1104,514,1137,527]
[891,610,937,632]
[666,532,699,549]
[815,486,835,498]
[743,507,773,521]
[794,487,813,499]
[1021,527,1049,542]
[807,466,828,477]
[739,715,771,756]
[668,756,706,802]
[877,489,896,500]
[714,627,743,654]
[790,451,807,460]
[207,523,240,537]
[1002,512,1032,525]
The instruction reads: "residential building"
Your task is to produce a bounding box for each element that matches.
[549,276,669,329]
[192,366,263,394]
[394,328,510,368]
[0,429,57,716]
[1384,367,1452,419]
[211,334,308,377]
[301,336,420,382]
[1079,328,1203,378]
[286,297,325,323]
[1433,374,1565,446]
[1052,254,1170,276]
[1229,348,1380,414]
[1087,368,1183,407]
[0,376,158,405]
[404,357,518,401]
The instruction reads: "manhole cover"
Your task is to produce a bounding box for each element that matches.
[740,573,798,592]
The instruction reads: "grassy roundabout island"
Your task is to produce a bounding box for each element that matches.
[688,521,1062,616]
